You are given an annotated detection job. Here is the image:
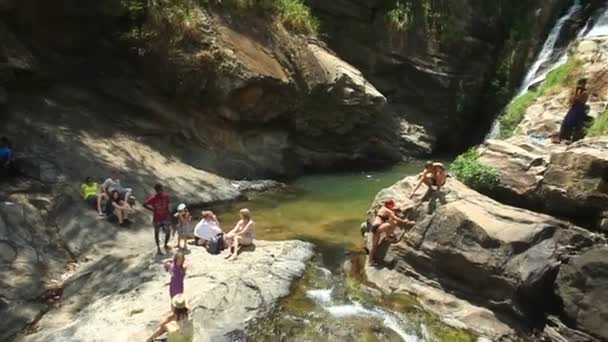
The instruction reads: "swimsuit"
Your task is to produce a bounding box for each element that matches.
[371,213,389,233]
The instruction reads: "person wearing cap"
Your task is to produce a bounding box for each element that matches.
[409,161,447,198]
[175,203,191,251]
[146,294,193,342]
[368,199,413,267]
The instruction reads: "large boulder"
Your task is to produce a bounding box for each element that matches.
[478,137,608,231]
[21,240,314,341]
[367,176,600,321]
[539,137,608,224]
[555,246,608,341]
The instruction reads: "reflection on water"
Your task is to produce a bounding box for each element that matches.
[211,161,473,341]
[212,161,425,266]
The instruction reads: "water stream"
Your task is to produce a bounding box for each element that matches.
[211,161,474,341]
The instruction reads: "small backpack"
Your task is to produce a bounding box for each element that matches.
[206,233,224,255]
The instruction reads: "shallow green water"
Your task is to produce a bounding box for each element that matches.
[211,161,473,342]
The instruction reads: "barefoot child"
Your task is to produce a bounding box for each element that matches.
[164,251,187,300]
[174,203,191,251]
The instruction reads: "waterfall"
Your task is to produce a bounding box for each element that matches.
[486,1,583,139]
[584,5,608,38]
[517,0,582,95]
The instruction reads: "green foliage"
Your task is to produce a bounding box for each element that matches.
[586,109,608,137]
[498,58,583,138]
[387,0,413,32]
[205,0,319,34]
[274,0,320,34]
[451,148,499,191]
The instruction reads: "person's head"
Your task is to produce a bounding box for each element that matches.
[0,137,9,148]
[425,161,433,170]
[111,169,120,180]
[154,183,163,194]
[383,199,395,210]
[577,78,587,88]
[84,176,94,184]
[111,190,120,200]
[177,203,187,214]
[171,294,190,321]
[239,208,251,221]
[201,210,214,219]
[173,250,185,267]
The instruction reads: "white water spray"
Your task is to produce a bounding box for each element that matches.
[487,1,584,139]
[518,0,582,95]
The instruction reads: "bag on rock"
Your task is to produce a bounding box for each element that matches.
[206,233,224,255]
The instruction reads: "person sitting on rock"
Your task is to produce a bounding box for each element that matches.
[224,208,254,261]
[0,136,16,177]
[0,137,13,167]
[107,190,131,226]
[409,161,447,198]
[80,176,99,210]
[174,203,191,251]
[146,294,193,342]
[164,251,187,300]
[193,210,222,246]
[558,78,589,144]
[368,199,413,267]
[99,170,134,216]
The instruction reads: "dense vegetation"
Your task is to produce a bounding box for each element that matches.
[451,148,499,191]
[121,0,319,36]
[498,58,582,138]
[587,109,608,137]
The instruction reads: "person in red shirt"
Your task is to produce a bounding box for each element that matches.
[144,183,171,255]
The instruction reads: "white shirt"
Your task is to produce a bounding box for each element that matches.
[193,218,222,241]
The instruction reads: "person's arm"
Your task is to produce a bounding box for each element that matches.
[227,220,241,235]
[389,210,412,225]
[143,196,155,212]
[236,220,253,237]
[80,185,86,198]
[409,178,424,198]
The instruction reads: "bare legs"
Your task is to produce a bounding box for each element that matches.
[226,235,252,261]
[97,193,108,215]
[113,206,129,224]
[368,223,395,266]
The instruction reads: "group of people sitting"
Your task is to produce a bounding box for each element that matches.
[366,161,447,267]
[79,170,135,225]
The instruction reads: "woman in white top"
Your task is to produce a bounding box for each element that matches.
[224,208,254,261]
[193,210,222,246]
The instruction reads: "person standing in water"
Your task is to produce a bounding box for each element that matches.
[164,251,187,300]
[558,78,589,143]
[144,184,171,255]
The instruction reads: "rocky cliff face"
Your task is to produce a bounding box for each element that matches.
[0,0,404,180]
[307,0,594,153]
[478,37,608,231]
[366,176,606,341]
[0,1,599,179]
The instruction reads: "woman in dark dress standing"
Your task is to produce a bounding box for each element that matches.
[559,78,589,143]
